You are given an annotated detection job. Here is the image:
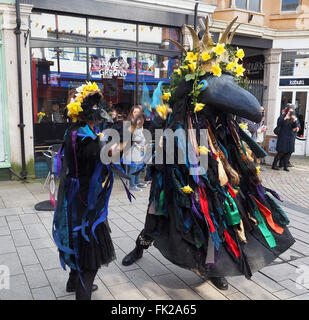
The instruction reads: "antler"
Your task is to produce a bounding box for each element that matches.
[167,39,187,55]
[219,16,238,44]
[185,25,200,52]
[227,23,242,44]
[202,16,213,51]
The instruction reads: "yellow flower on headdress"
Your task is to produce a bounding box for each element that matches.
[226,60,237,71]
[256,166,261,175]
[37,112,46,117]
[67,101,83,117]
[181,185,194,194]
[199,146,210,155]
[162,92,171,101]
[156,104,172,120]
[180,65,189,70]
[185,52,199,62]
[201,51,211,62]
[212,64,222,77]
[212,43,226,56]
[235,64,246,77]
[194,103,205,113]
[239,122,248,131]
[236,49,245,60]
[188,61,197,72]
[174,68,182,76]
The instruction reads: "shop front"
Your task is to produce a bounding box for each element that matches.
[278,50,309,156]
[30,12,182,176]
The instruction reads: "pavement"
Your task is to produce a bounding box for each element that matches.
[0,156,309,300]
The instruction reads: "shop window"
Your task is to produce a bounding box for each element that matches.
[281,0,300,12]
[281,51,309,77]
[57,15,87,41]
[88,20,137,46]
[89,48,137,117]
[234,0,261,12]
[30,13,56,39]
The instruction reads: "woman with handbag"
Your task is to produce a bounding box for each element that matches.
[272,104,300,171]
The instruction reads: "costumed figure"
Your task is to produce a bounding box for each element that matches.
[122,17,295,290]
[52,82,130,300]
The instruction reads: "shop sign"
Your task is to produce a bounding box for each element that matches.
[280,78,309,86]
[91,56,128,79]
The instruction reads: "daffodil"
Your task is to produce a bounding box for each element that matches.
[212,64,222,77]
[185,52,199,62]
[212,43,226,56]
[256,166,261,175]
[239,122,248,131]
[199,146,210,155]
[226,61,237,71]
[201,51,211,62]
[181,185,194,194]
[162,92,171,101]
[194,102,205,113]
[235,64,245,77]
[188,61,197,72]
[37,112,46,117]
[236,48,245,59]
[180,65,189,70]
[67,101,83,117]
[174,68,182,76]
[156,104,172,120]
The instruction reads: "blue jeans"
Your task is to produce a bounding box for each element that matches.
[127,165,141,188]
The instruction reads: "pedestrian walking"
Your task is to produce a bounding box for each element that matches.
[272,104,300,171]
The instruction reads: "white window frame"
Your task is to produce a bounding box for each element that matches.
[232,0,262,13]
[280,0,301,14]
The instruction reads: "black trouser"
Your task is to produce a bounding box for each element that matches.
[273,152,292,169]
[68,269,98,300]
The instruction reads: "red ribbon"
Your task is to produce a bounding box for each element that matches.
[227,182,237,198]
[199,188,215,233]
[224,229,240,258]
[253,196,284,235]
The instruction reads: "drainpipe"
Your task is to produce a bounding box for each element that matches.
[194,0,199,32]
[14,0,27,179]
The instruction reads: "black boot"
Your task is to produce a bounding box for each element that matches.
[272,155,281,170]
[66,270,98,293]
[122,245,143,266]
[208,276,229,290]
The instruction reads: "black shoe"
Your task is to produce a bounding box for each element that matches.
[122,247,143,266]
[66,282,99,293]
[288,163,293,167]
[208,277,229,290]
[272,165,280,171]
[283,167,290,172]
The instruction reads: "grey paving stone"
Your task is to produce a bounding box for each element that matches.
[273,289,296,300]
[165,264,204,287]
[109,221,127,239]
[45,268,74,298]
[0,226,10,236]
[20,214,40,225]
[24,264,50,289]
[32,286,56,300]
[278,279,309,295]
[279,248,304,261]
[288,292,309,300]
[22,207,37,214]
[0,252,23,276]
[6,215,21,223]
[192,281,228,300]
[251,272,285,293]
[0,217,7,227]
[125,269,172,300]
[112,236,137,254]
[227,292,250,300]
[11,229,31,247]
[30,237,55,250]
[152,273,203,300]
[260,263,299,282]
[0,274,33,300]
[97,262,130,287]
[35,247,60,270]
[135,252,172,277]
[0,208,24,217]
[0,235,16,254]
[17,246,39,266]
[112,218,137,232]
[226,275,279,300]
[7,220,24,231]
[108,282,146,300]
[290,241,309,256]
[24,223,50,239]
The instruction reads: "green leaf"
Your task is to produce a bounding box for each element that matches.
[185,74,195,82]
[199,70,206,77]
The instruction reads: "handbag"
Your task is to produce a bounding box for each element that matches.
[273,126,281,135]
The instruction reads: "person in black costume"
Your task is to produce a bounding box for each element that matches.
[272,104,300,171]
[122,18,295,291]
[53,83,116,300]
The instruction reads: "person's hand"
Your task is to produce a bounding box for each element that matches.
[261,116,265,122]
[261,126,267,133]
[291,115,297,122]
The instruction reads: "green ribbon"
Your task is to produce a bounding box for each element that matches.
[254,208,277,248]
[224,194,241,226]
[155,190,165,216]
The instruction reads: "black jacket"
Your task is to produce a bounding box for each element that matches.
[276,114,300,153]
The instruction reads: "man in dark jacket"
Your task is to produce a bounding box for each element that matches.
[272,104,300,171]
